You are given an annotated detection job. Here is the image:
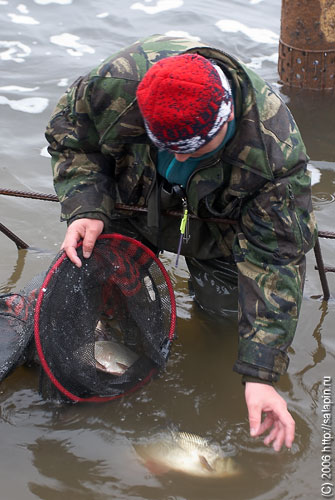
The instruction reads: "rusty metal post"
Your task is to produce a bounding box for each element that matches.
[313,238,331,300]
[278,0,335,90]
[0,222,29,249]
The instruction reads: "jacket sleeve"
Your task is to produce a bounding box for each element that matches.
[233,166,317,382]
[45,76,116,223]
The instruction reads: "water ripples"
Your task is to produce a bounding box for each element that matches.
[50,33,95,57]
[0,95,49,113]
[0,1,334,499]
[216,19,279,44]
[130,0,184,15]
[0,40,31,62]
[312,192,335,208]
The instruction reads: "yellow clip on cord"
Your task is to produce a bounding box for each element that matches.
[176,207,189,267]
[180,209,188,235]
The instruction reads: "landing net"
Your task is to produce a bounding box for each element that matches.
[33,234,176,402]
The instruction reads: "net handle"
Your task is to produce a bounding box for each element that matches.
[34,233,176,402]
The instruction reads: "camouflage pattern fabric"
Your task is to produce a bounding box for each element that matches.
[45,34,318,383]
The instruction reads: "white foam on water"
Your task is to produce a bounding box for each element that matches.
[130,0,183,15]
[216,20,278,44]
[247,52,278,70]
[34,0,72,4]
[0,1,9,4]
[165,30,201,41]
[0,85,39,92]
[40,146,51,158]
[57,78,69,87]
[308,164,322,186]
[96,12,109,18]
[50,33,95,56]
[8,13,40,24]
[17,4,29,14]
[0,96,49,113]
[0,41,31,62]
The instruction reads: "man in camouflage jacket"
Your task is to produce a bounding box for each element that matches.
[45,34,317,451]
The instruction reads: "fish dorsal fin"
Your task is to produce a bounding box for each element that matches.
[199,455,215,472]
[174,432,208,448]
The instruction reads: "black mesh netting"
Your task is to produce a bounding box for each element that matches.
[34,234,176,402]
[0,273,44,381]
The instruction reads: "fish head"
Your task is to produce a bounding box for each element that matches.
[209,456,241,478]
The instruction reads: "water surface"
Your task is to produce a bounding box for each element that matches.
[1,1,334,499]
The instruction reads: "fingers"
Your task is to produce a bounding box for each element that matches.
[263,418,285,451]
[65,244,83,268]
[82,223,103,258]
[247,402,262,437]
[61,218,104,267]
[254,412,285,451]
[273,427,285,452]
[245,382,295,452]
[61,222,84,268]
[264,403,295,450]
[257,412,274,435]
[283,411,295,449]
[262,411,295,451]
[245,382,267,436]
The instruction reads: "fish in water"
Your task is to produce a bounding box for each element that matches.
[94,340,139,376]
[134,431,240,478]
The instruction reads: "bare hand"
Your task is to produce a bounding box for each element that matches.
[245,382,295,452]
[61,218,104,267]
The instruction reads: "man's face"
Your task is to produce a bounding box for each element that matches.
[173,110,234,162]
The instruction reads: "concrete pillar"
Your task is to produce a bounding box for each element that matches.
[278,0,335,89]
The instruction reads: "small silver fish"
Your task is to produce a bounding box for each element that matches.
[94,319,121,341]
[94,340,139,376]
[134,431,240,478]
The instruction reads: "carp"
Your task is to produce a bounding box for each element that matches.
[134,431,240,478]
[94,340,139,375]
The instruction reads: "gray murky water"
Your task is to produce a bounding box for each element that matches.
[1,1,335,499]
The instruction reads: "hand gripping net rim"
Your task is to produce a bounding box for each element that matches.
[34,234,176,403]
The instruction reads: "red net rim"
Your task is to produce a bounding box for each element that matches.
[34,233,176,402]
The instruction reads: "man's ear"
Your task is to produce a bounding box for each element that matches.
[227,108,234,122]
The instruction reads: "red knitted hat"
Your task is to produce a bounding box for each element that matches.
[136,53,232,153]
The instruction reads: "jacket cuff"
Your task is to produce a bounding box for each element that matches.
[67,212,111,227]
[241,375,273,386]
[233,337,289,383]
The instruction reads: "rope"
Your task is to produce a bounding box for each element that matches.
[0,187,236,224]
[1,186,334,300]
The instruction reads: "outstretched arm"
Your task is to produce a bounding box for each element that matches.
[245,382,295,452]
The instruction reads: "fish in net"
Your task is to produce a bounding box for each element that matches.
[1,234,176,402]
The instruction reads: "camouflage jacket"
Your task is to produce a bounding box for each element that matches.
[45,34,318,383]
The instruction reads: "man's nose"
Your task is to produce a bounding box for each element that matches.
[174,153,191,162]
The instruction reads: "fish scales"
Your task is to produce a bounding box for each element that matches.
[134,431,241,478]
